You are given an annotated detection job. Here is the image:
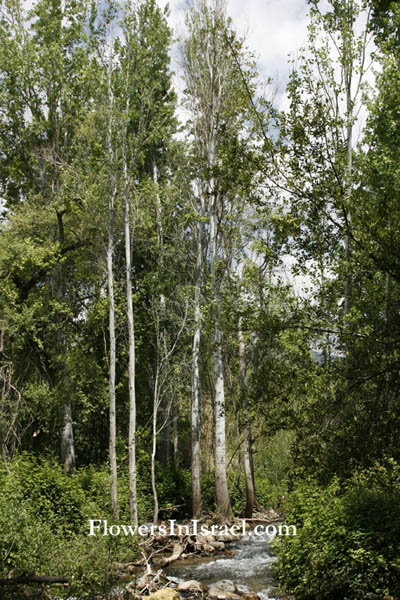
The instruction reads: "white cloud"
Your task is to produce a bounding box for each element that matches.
[228,0,309,85]
[159,0,311,97]
[158,0,312,133]
[158,0,376,296]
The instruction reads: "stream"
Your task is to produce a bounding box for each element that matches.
[166,529,280,599]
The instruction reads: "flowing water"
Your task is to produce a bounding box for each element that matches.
[166,530,280,599]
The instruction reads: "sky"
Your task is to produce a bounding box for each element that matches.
[157,0,315,294]
[157,0,376,297]
[158,0,312,110]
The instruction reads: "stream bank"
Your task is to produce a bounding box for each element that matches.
[121,517,283,600]
[165,528,280,599]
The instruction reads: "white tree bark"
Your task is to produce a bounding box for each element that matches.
[55,214,76,475]
[183,0,233,521]
[208,55,231,519]
[151,371,160,525]
[123,96,138,527]
[107,225,118,516]
[60,399,75,474]
[191,195,204,517]
[210,191,232,520]
[153,162,170,466]
[106,32,119,519]
[239,317,256,518]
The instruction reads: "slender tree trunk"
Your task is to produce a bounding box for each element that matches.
[235,414,243,493]
[210,189,232,521]
[106,38,118,519]
[209,46,232,522]
[54,211,76,475]
[183,0,233,521]
[343,105,353,316]
[123,101,138,527]
[192,284,202,517]
[151,373,160,525]
[213,311,231,520]
[191,193,204,518]
[249,430,259,508]
[239,318,256,518]
[161,412,170,465]
[343,12,353,318]
[173,385,179,465]
[60,398,75,473]
[107,192,118,517]
[153,162,170,467]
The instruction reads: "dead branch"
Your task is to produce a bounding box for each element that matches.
[0,575,68,586]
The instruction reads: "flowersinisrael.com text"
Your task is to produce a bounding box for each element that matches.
[88,519,296,537]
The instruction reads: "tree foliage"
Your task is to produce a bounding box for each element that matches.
[0,0,400,596]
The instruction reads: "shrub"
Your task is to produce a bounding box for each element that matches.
[254,430,294,509]
[201,471,216,513]
[155,464,192,519]
[7,453,86,534]
[0,476,58,578]
[276,461,400,599]
[0,454,140,599]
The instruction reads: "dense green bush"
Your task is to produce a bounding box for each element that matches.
[253,430,293,509]
[0,453,196,598]
[0,472,57,578]
[155,464,192,518]
[7,453,87,534]
[0,454,139,599]
[276,461,400,599]
[201,471,217,513]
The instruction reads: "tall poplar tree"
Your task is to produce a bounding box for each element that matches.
[0,0,95,472]
[275,0,389,475]
[103,0,176,523]
[183,0,257,520]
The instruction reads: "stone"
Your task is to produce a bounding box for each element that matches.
[208,592,241,600]
[145,589,180,600]
[242,594,259,600]
[235,584,249,594]
[209,541,225,550]
[208,580,238,599]
[216,534,234,542]
[177,580,205,593]
[212,581,236,593]
[197,534,215,545]
[265,509,280,521]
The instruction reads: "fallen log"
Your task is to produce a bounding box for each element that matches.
[158,503,185,514]
[0,575,69,585]
[157,542,184,566]
[236,517,283,523]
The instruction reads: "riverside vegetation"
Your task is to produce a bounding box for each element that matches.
[1,0,400,599]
